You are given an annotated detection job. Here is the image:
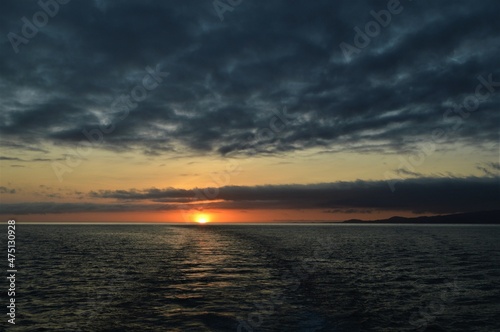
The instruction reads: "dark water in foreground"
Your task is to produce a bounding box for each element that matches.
[5,224,500,331]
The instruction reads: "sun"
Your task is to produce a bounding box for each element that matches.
[194,213,210,224]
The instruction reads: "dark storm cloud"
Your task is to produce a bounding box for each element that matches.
[90,177,500,213]
[1,0,499,157]
[2,177,498,214]
[0,156,22,161]
[90,187,194,201]
[0,202,177,214]
[0,155,63,162]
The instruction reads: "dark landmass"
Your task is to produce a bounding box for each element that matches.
[343,210,500,224]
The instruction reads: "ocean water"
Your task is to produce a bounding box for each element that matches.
[6,224,500,331]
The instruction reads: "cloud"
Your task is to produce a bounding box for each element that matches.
[0,156,22,161]
[0,202,177,215]
[477,162,500,176]
[395,168,423,177]
[0,156,64,162]
[3,177,498,215]
[0,187,16,194]
[1,0,499,158]
[89,187,194,201]
[324,208,373,214]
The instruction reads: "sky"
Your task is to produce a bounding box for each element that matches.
[0,0,499,223]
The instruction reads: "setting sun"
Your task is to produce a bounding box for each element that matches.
[194,213,210,224]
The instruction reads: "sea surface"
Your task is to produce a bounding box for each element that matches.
[5,224,500,331]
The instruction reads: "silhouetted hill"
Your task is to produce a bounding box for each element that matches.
[343,210,500,224]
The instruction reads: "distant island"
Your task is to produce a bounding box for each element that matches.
[342,210,500,224]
